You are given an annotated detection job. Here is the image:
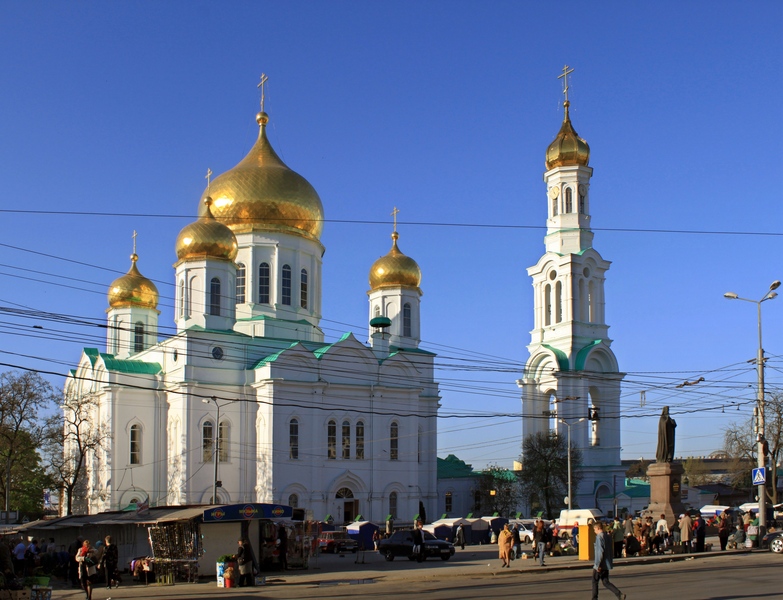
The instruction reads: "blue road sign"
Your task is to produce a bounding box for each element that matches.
[752,467,766,485]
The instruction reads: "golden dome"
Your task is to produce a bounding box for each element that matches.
[545,101,590,170]
[176,197,238,262]
[108,254,159,310]
[199,111,324,241]
[369,232,421,291]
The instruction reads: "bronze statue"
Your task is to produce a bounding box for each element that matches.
[656,406,676,462]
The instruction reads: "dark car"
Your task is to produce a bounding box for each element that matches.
[378,530,455,561]
[318,531,358,554]
[761,530,783,553]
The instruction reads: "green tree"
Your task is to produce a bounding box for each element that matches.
[518,431,582,519]
[0,371,58,522]
[625,458,650,481]
[472,465,521,517]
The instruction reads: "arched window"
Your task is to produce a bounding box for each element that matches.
[111,316,119,354]
[202,421,214,462]
[445,491,453,513]
[552,195,558,216]
[218,420,229,462]
[178,279,185,318]
[342,420,351,459]
[417,426,422,463]
[336,487,354,499]
[289,418,299,460]
[258,262,270,304]
[374,305,381,318]
[300,269,308,309]
[588,281,596,323]
[403,303,412,338]
[578,279,587,321]
[565,187,573,213]
[355,421,365,460]
[579,189,586,214]
[288,493,299,508]
[555,281,563,323]
[281,265,292,305]
[389,491,398,519]
[209,278,221,316]
[129,424,141,465]
[544,284,552,326]
[134,322,144,353]
[327,420,336,459]
[390,422,399,461]
[236,263,246,304]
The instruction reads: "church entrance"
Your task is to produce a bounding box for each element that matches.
[336,487,358,524]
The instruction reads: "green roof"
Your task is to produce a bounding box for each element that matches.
[438,455,476,479]
[313,332,353,359]
[84,348,100,367]
[252,342,301,368]
[99,354,162,375]
[600,480,650,499]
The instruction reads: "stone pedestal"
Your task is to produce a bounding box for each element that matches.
[645,461,686,527]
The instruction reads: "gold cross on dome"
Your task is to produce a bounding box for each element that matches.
[258,73,269,112]
[205,168,213,192]
[558,64,574,103]
[132,230,137,255]
[391,207,400,232]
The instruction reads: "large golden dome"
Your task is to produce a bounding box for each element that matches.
[545,101,590,170]
[199,111,324,241]
[369,232,421,291]
[108,254,159,309]
[176,198,238,262]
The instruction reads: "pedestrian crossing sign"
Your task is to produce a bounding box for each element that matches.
[752,467,766,485]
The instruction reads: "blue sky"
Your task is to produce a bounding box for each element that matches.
[0,1,781,469]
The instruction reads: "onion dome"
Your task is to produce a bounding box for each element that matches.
[369,232,421,291]
[199,111,324,242]
[176,197,239,262]
[545,101,590,170]
[108,254,159,309]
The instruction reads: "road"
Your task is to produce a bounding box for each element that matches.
[51,549,779,599]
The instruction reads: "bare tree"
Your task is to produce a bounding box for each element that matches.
[682,457,711,486]
[0,371,58,523]
[723,393,783,505]
[44,390,109,515]
[625,458,650,482]
[472,465,521,517]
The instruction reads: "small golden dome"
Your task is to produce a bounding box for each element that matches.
[369,232,421,290]
[545,101,590,170]
[176,197,238,262]
[199,111,324,241]
[108,254,159,309]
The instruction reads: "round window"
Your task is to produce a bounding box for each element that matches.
[211,347,224,361]
[549,271,557,280]
[583,267,591,278]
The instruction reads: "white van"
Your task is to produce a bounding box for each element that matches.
[558,508,604,527]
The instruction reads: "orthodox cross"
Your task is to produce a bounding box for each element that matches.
[205,168,213,192]
[558,64,574,103]
[132,230,137,255]
[258,73,269,112]
[391,206,399,232]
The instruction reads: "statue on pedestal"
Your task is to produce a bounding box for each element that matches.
[656,406,676,463]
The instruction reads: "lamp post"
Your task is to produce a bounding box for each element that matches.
[558,417,587,513]
[203,396,231,504]
[724,279,780,538]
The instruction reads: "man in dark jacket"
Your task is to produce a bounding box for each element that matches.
[592,522,626,600]
[412,522,424,563]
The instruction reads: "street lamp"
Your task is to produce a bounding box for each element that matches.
[202,396,232,504]
[724,279,780,538]
[558,417,587,513]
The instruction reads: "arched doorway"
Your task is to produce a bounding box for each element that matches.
[336,487,357,524]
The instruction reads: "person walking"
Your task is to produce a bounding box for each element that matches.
[412,521,424,563]
[718,511,731,551]
[679,513,693,553]
[592,522,626,600]
[533,520,547,566]
[277,525,288,570]
[372,530,380,551]
[498,524,513,568]
[100,536,119,589]
[694,515,706,552]
[75,539,97,600]
[511,524,521,559]
[653,514,670,554]
[571,522,580,555]
[455,523,465,550]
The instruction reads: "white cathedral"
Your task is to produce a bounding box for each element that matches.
[518,90,625,509]
[65,104,440,522]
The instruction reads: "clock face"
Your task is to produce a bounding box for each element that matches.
[578,184,587,195]
[548,186,560,199]
[211,346,224,360]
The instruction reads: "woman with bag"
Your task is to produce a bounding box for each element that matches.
[75,539,97,600]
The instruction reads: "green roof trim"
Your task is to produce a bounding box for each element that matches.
[438,454,476,479]
[389,346,437,356]
[252,342,301,368]
[99,354,162,375]
[575,340,603,371]
[542,344,570,371]
[84,348,100,367]
[313,332,353,359]
[69,369,76,377]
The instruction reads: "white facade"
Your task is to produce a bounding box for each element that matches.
[65,108,439,523]
[518,104,625,510]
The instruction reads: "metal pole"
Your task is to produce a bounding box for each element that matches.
[213,398,219,504]
[756,302,767,536]
[567,422,572,511]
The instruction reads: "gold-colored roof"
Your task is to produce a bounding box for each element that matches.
[198,111,324,241]
[108,254,159,309]
[176,197,238,262]
[545,101,590,170]
[369,232,421,291]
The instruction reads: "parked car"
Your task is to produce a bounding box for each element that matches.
[378,530,455,561]
[508,520,535,544]
[761,530,783,553]
[318,531,358,554]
